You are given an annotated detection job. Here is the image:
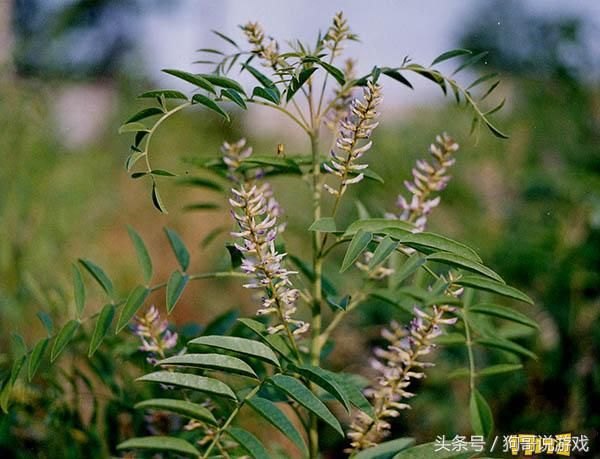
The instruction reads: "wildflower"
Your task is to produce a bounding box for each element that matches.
[392,133,459,231]
[133,305,178,364]
[324,80,383,198]
[347,281,461,451]
[229,184,308,338]
[323,12,358,56]
[241,21,281,68]
[221,138,253,180]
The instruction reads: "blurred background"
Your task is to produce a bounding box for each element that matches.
[1,0,599,457]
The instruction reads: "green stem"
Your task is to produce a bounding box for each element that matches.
[202,384,262,458]
[463,309,476,391]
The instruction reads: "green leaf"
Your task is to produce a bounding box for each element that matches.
[125,107,164,124]
[197,74,245,94]
[28,338,49,381]
[287,254,338,298]
[119,122,149,134]
[135,398,217,425]
[389,231,482,262]
[393,442,473,459]
[341,230,373,272]
[247,396,307,454]
[189,335,280,367]
[241,155,301,173]
[242,64,277,89]
[476,337,537,360]
[79,259,113,298]
[467,73,499,90]
[221,88,247,109]
[159,353,257,378]
[478,363,523,377]
[369,236,399,269]
[1,356,26,413]
[127,226,153,285]
[452,51,489,75]
[89,304,115,356]
[36,311,54,336]
[192,94,230,121]
[164,228,190,271]
[355,438,415,459]
[183,202,220,211]
[212,29,240,48]
[303,57,345,85]
[50,320,80,362]
[381,68,413,89]
[426,252,504,283]
[455,275,533,304]
[138,371,237,399]
[252,86,280,104]
[269,374,343,437]
[309,217,337,232]
[117,286,149,333]
[151,169,176,177]
[138,89,188,100]
[331,372,375,417]
[431,49,472,66]
[227,427,270,459]
[178,176,224,191]
[237,318,293,360]
[470,304,538,329]
[290,364,351,412]
[286,67,317,101]
[470,388,494,439]
[343,218,415,237]
[166,271,189,314]
[117,436,200,457]
[391,253,426,285]
[71,264,86,317]
[162,68,216,94]
[151,182,168,213]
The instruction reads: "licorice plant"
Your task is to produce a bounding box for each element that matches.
[2,11,538,459]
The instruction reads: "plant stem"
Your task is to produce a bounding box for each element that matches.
[463,309,476,391]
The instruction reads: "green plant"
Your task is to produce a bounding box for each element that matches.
[1,12,537,458]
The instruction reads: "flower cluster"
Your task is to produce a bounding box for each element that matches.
[241,21,281,68]
[230,184,308,337]
[133,305,178,364]
[392,133,459,231]
[323,11,358,56]
[347,284,461,451]
[221,138,253,181]
[324,80,383,198]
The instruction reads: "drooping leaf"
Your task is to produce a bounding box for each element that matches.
[192,94,230,121]
[431,49,472,66]
[158,353,257,378]
[28,338,49,381]
[127,226,153,284]
[162,69,216,94]
[343,218,414,237]
[341,230,373,272]
[72,263,86,317]
[247,396,307,454]
[470,388,494,439]
[189,335,280,367]
[138,89,188,100]
[455,275,533,304]
[470,304,538,329]
[89,304,115,356]
[151,182,168,213]
[242,64,277,89]
[381,68,413,89]
[221,88,247,109]
[286,67,317,101]
[426,252,504,283]
[78,259,113,298]
[135,398,217,425]
[50,320,80,362]
[369,236,399,269]
[117,436,200,457]
[227,427,270,459]
[197,74,245,94]
[117,286,149,333]
[138,371,237,399]
[125,107,164,124]
[252,86,281,104]
[309,217,337,232]
[452,51,489,75]
[290,364,351,412]
[269,374,343,436]
[166,271,189,314]
[354,437,415,459]
[164,228,190,271]
[302,56,345,85]
[476,337,537,360]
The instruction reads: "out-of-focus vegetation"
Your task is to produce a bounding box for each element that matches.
[1,1,598,457]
